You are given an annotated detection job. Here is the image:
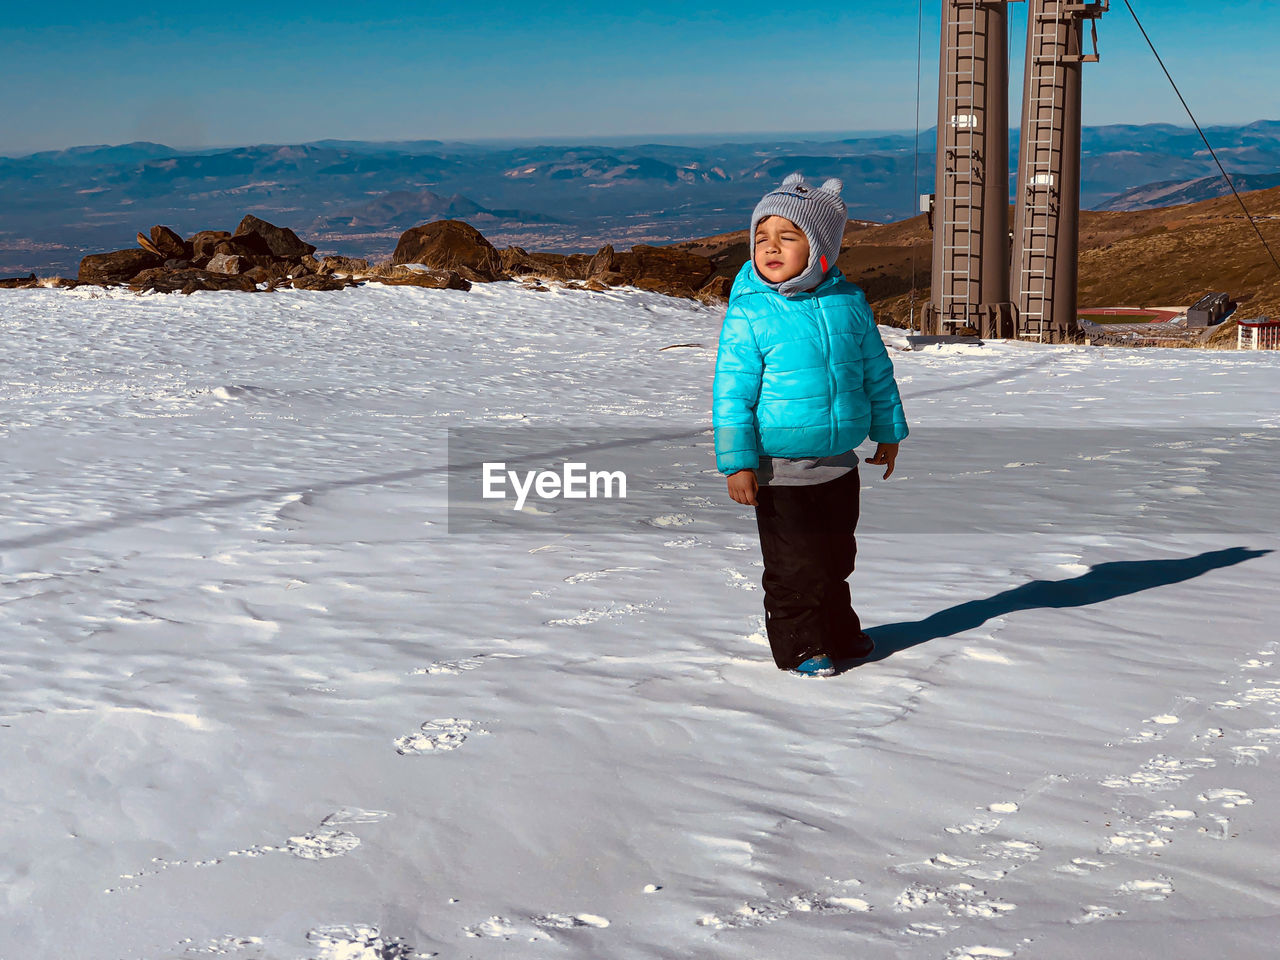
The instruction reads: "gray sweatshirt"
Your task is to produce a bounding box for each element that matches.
[755,448,861,486]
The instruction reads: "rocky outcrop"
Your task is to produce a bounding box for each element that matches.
[320,255,369,275]
[129,268,255,294]
[137,226,190,260]
[212,235,272,260]
[586,244,617,279]
[79,248,163,285]
[370,264,471,290]
[499,246,564,277]
[189,230,232,260]
[289,274,355,291]
[136,232,163,257]
[391,220,505,282]
[151,226,188,260]
[242,265,282,285]
[695,274,732,304]
[75,214,334,292]
[206,253,251,275]
[235,215,316,260]
[66,214,718,301]
[494,239,720,300]
[588,243,715,294]
[0,273,38,289]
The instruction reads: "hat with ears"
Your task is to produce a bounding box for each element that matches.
[750,171,847,295]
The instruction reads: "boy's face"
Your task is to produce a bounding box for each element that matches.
[753,215,810,284]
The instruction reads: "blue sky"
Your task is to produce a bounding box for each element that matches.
[2,1,1275,154]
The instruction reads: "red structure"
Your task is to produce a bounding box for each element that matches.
[1238,318,1280,350]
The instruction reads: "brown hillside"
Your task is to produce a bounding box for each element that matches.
[674,185,1280,330]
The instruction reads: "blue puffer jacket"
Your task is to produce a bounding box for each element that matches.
[712,261,909,475]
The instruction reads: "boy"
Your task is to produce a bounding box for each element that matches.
[712,172,909,677]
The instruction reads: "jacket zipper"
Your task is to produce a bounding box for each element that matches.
[812,298,837,451]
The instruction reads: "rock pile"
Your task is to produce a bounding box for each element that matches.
[51,216,728,302]
[75,216,365,294]
[388,220,726,302]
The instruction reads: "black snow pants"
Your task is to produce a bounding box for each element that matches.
[753,466,868,670]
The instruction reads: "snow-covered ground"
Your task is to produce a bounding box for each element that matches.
[1,282,1278,960]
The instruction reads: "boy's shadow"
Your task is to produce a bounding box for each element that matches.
[838,546,1271,668]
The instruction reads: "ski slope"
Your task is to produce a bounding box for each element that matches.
[1,281,1278,960]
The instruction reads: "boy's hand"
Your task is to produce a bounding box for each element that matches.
[727,469,759,506]
[865,442,900,479]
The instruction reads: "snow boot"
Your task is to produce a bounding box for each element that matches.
[789,654,836,677]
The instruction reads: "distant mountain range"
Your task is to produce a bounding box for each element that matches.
[314,190,561,231]
[1096,172,1280,211]
[3,121,1279,276]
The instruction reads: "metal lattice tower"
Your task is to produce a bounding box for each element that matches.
[1010,0,1107,341]
[926,0,1016,339]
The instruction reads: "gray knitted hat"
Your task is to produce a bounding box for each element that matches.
[750,171,847,295]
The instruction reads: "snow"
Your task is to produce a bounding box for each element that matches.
[1,281,1279,959]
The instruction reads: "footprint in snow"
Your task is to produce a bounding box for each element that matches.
[563,566,641,584]
[979,839,1041,866]
[945,814,1003,836]
[662,536,701,548]
[722,568,758,591]
[176,934,265,954]
[411,656,485,676]
[531,913,610,929]
[892,882,1015,919]
[1099,754,1215,791]
[1192,819,1233,839]
[1196,787,1252,808]
[305,923,421,959]
[1098,830,1169,855]
[944,801,1019,836]
[545,601,654,626]
[1120,713,1181,744]
[1053,857,1110,876]
[285,829,362,860]
[1070,904,1126,925]
[463,917,518,939]
[1229,723,1280,764]
[1116,877,1173,901]
[647,513,693,528]
[394,718,482,755]
[899,921,956,938]
[320,807,393,826]
[466,915,606,941]
[681,495,717,508]
[1231,744,1268,765]
[697,887,869,929]
[1142,807,1196,825]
